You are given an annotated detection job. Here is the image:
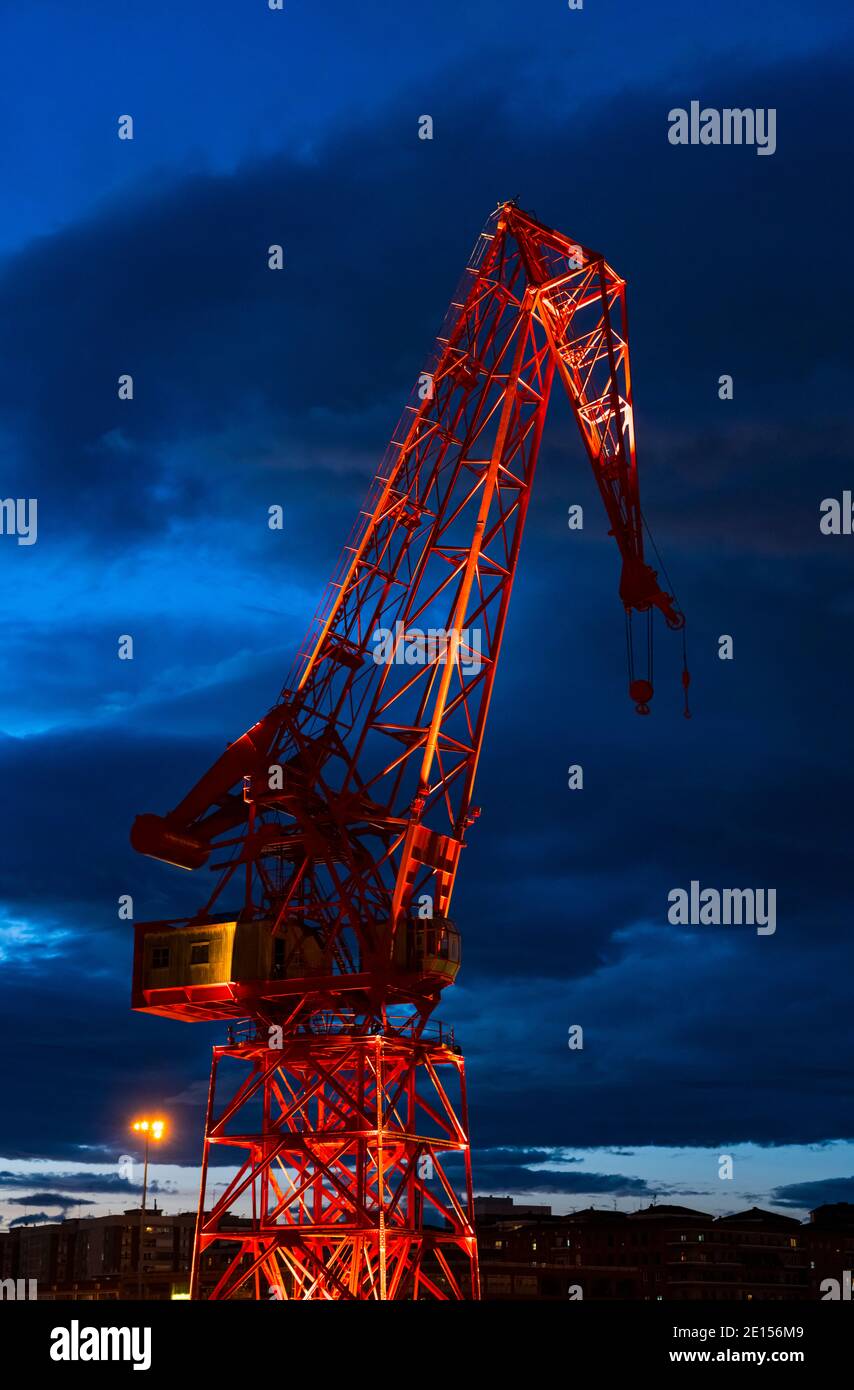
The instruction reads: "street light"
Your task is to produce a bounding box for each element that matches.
[130,1116,167,1300]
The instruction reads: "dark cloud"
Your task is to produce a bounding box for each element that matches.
[477,1169,656,1198]
[0,1171,163,1196]
[6,1192,95,1211]
[0,35,850,558]
[459,1149,657,1197]
[772,1177,854,1209]
[1,26,853,1180]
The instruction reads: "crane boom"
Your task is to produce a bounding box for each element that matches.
[133,202,681,938]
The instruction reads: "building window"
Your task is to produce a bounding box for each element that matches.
[190,942,210,966]
[152,947,170,969]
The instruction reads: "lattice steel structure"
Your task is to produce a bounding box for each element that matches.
[131,202,684,1301]
[192,1022,477,1300]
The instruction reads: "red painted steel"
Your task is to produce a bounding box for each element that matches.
[131,202,684,1299]
[190,1019,478,1301]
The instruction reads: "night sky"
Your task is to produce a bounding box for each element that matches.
[2,0,854,1228]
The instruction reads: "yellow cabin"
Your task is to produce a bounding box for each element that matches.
[132,914,461,1020]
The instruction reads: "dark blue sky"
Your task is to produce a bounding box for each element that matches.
[2,0,854,1222]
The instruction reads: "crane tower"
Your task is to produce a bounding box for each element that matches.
[130,201,685,1301]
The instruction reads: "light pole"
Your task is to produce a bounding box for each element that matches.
[130,1117,166,1300]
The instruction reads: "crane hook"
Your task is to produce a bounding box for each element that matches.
[626,609,655,714]
[629,678,654,715]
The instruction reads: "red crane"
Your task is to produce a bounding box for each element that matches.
[130,201,686,1301]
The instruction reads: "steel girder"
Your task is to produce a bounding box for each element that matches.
[190,1025,479,1301]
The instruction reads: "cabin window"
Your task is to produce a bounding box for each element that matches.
[152,947,170,969]
[190,942,210,966]
[432,927,459,961]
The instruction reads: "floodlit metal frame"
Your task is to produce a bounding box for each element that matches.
[190,1022,478,1301]
[132,203,683,1300]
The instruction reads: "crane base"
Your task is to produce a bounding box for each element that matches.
[190,1023,480,1300]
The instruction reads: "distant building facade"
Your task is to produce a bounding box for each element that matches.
[1,1197,853,1300]
[0,1205,248,1300]
[477,1199,854,1301]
